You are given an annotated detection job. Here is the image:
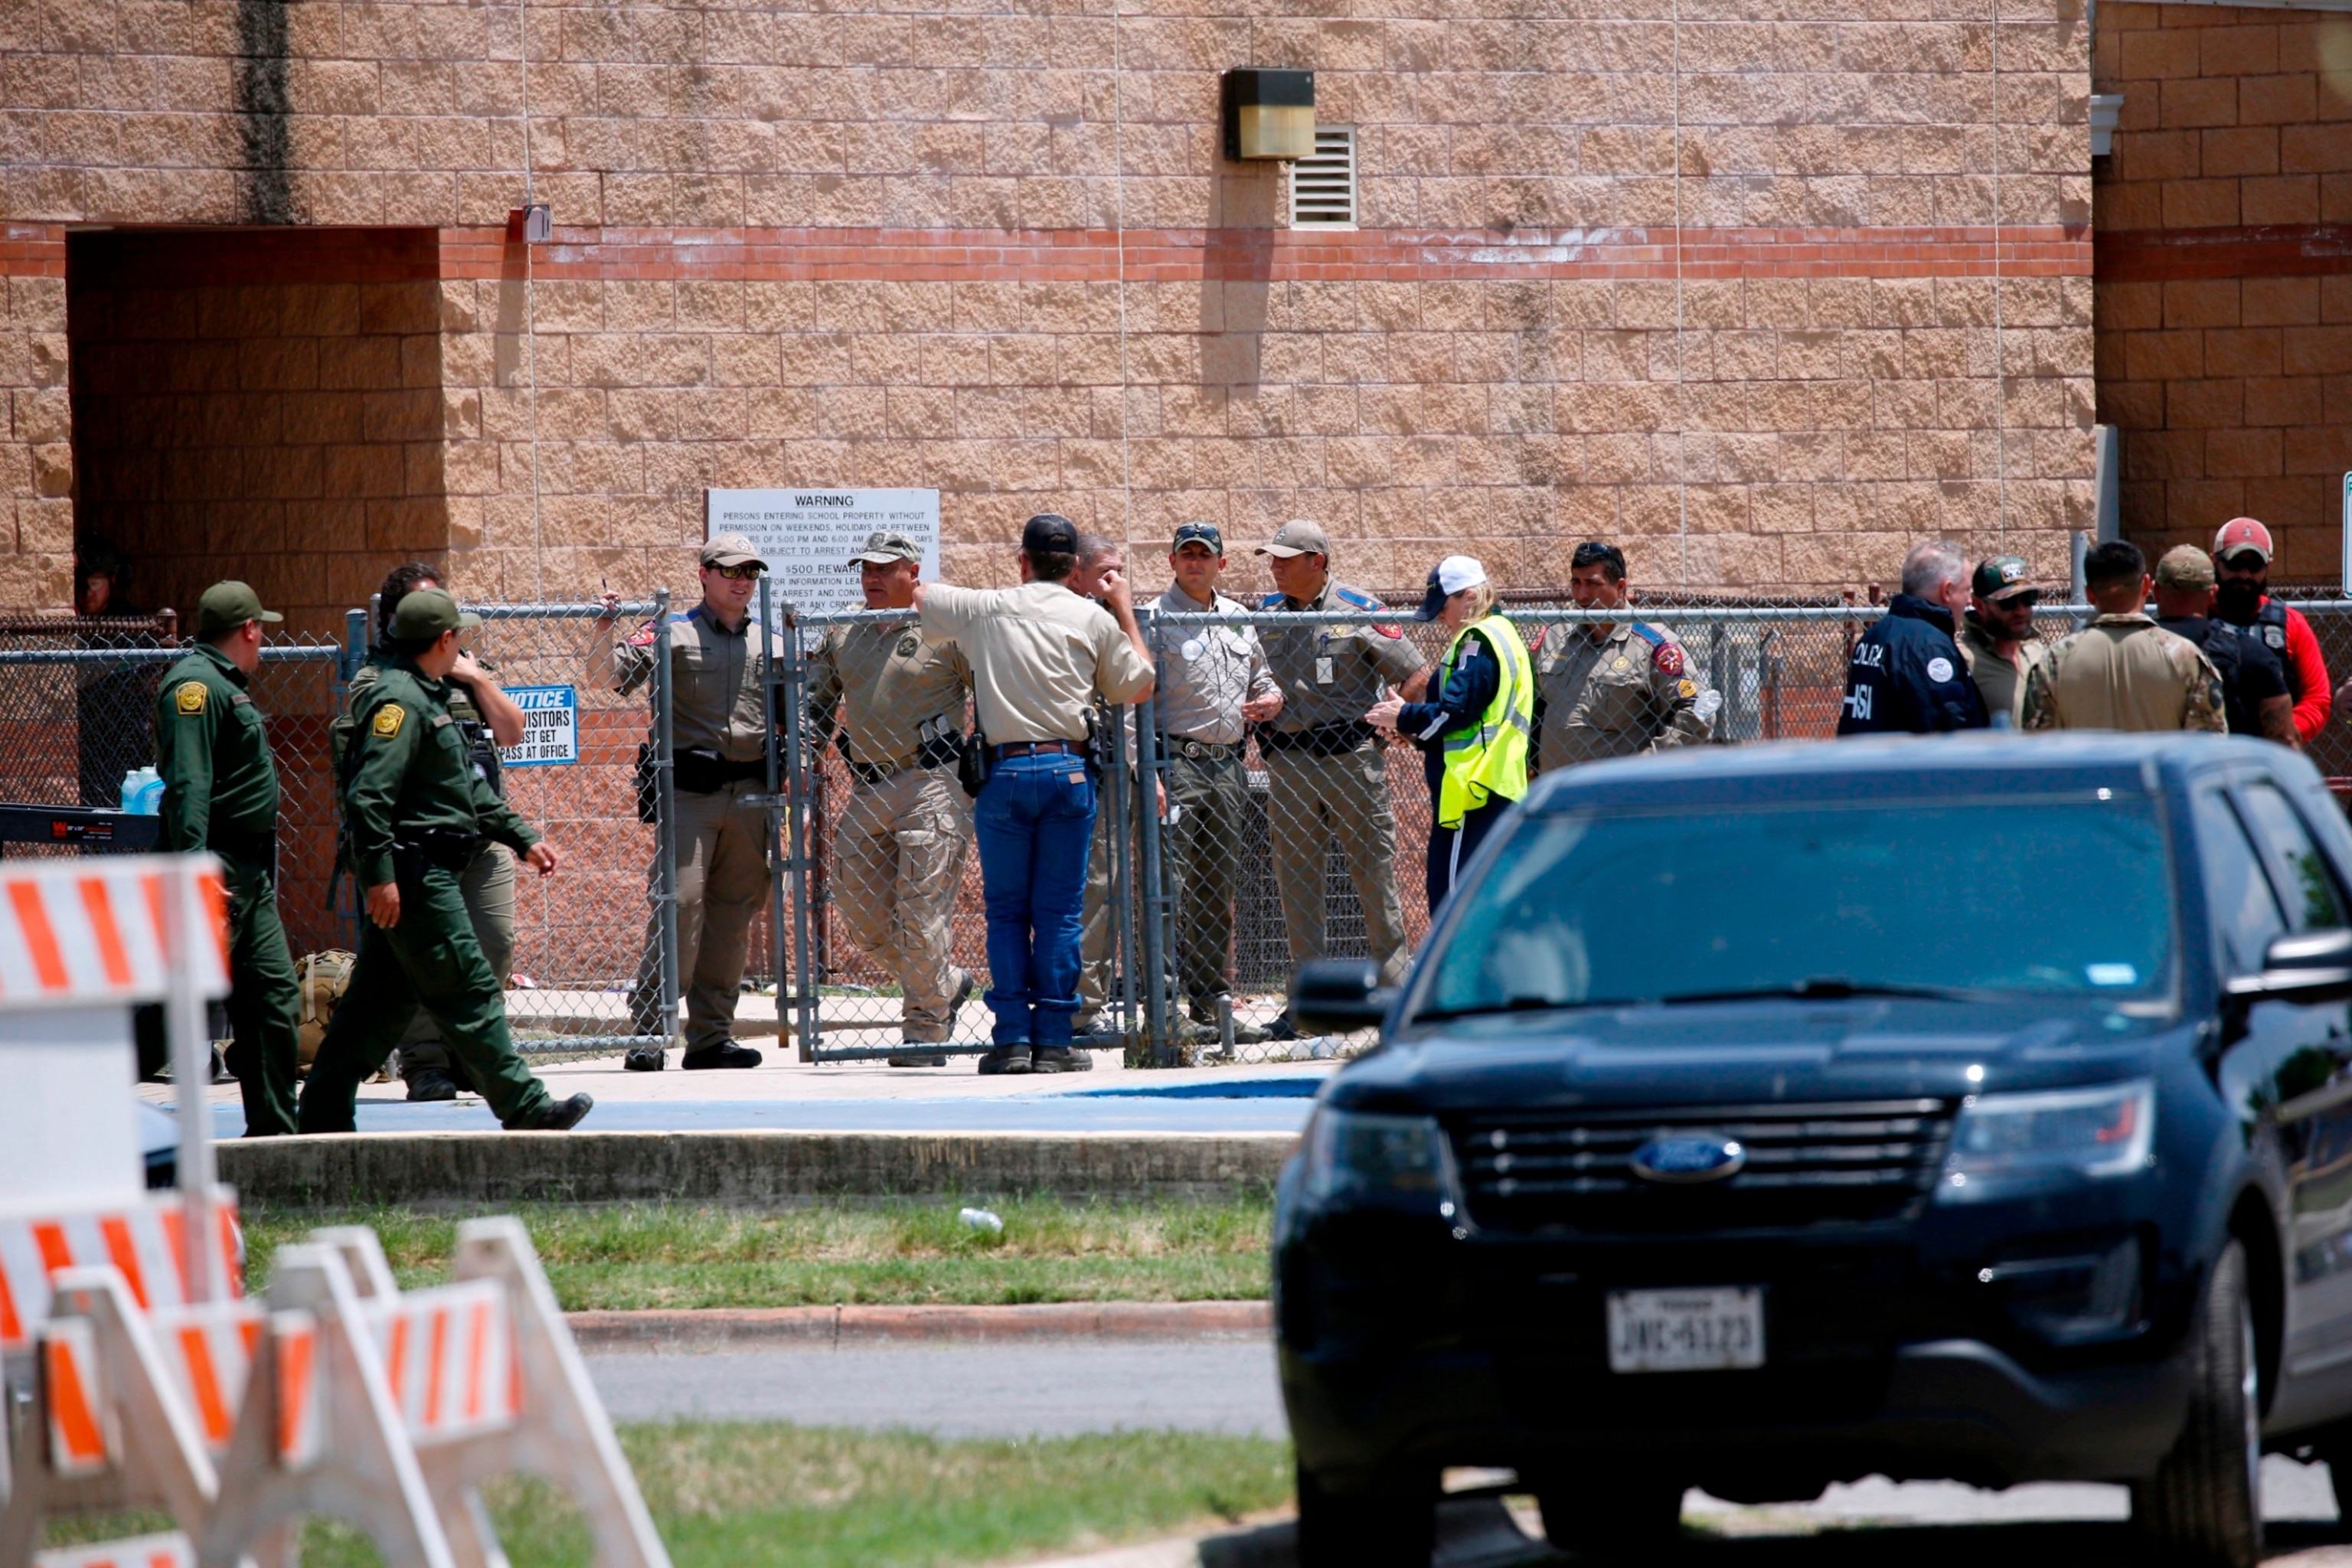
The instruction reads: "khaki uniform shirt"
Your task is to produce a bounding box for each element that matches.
[2020,613,2228,734]
[1957,619,2043,728]
[807,619,972,769]
[1152,586,1278,745]
[1258,580,1423,734]
[1532,619,1713,773]
[612,605,784,763]
[920,580,1153,745]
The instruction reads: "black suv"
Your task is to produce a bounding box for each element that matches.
[1279,734,2352,1568]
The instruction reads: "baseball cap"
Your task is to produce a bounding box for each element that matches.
[1021,513,1080,554]
[1257,520,1330,558]
[389,587,482,641]
[2213,517,2273,566]
[1413,555,1488,621]
[1172,521,1223,554]
[1971,556,2034,601]
[195,581,283,636]
[2156,544,2216,591]
[846,529,922,567]
[701,534,768,571]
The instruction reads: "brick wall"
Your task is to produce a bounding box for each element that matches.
[67,229,449,637]
[2,0,2096,607]
[2092,0,2352,577]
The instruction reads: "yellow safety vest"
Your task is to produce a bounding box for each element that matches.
[1436,614,1534,830]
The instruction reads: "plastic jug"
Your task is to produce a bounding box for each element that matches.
[119,766,162,815]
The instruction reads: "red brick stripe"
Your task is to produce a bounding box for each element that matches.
[438,223,2090,285]
[2096,224,2352,283]
[0,222,2090,284]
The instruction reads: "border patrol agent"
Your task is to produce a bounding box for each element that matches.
[1255,521,1427,1022]
[593,535,780,1072]
[298,590,591,1132]
[155,581,301,1137]
[1532,541,1713,770]
[809,528,978,1068]
[341,562,529,1102]
[2022,539,2227,734]
[1369,557,1534,913]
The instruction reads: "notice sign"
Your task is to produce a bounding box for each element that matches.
[706,488,942,617]
[498,685,577,767]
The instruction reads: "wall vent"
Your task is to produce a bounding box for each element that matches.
[1289,126,1357,230]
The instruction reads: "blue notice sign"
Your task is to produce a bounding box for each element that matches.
[499,685,578,766]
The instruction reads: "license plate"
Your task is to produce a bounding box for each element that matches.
[1606,1287,1766,1373]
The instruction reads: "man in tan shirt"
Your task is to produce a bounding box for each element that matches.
[914,513,1155,1074]
[2021,540,2226,735]
[809,528,978,1067]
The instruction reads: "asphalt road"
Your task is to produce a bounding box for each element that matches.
[583,1337,2352,1563]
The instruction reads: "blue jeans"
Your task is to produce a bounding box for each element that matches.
[972,753,1096,1046]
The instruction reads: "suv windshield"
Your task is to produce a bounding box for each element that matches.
[1419,796,2174,1018]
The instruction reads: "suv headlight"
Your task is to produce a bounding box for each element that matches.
[1302,1109,1453,1210]
[1938,1080,2155,1203]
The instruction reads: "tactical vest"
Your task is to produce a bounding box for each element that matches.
[1436,614,1534,831]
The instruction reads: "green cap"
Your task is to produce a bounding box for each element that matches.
[390,587,481,641]
[1971,555,2033,601]
[196,581,283,636]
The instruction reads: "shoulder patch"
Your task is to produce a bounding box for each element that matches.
[1370,622,1403,639]
[627,620,658,648]
[1650,639,1685,677]
[174,680,207,715]
[1677,678,1698,699]
[371,704,406,739]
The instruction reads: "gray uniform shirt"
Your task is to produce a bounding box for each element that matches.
[1533,619,1713,772]
[1152,586,1278,745]
[612,605,782,763]
[1259,580,1423,733]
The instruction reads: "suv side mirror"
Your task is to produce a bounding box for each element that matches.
[1291,959,1393,1036]
[2226,928,2352,1007]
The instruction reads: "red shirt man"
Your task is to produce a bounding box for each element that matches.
[2213,517,2331,743]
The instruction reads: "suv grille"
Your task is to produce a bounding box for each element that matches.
[1452,1099,1955,1235]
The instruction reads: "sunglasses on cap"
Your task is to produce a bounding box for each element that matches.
[707,563,761,581]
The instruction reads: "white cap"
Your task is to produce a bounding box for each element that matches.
[1436,555,1487,594]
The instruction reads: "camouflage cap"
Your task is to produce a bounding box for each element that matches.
[2155,544,2216,591]
[1970,555,2034,601]
[846,529,922,567]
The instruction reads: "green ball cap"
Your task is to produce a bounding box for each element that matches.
[390,586,482,640]
[196,580,283,635]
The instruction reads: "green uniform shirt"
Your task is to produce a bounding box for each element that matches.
[155,642,280,854]
[343,657,541,888]
[346,652,504,795]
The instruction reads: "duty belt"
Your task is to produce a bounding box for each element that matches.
[392,826,484,873]
[989,740,1082,761]
[1168,735,1243,760]
[1257,720,1374,756]
[675,749,766,794]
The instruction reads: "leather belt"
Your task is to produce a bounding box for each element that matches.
[1168,735,1241,760]
[989,740,1081,760]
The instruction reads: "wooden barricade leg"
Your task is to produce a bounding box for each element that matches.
[429,1218,671,1568]
[0,1270,216,1568]
[197,1246,455,1568]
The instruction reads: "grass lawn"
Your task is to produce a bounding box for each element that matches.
[48,1423,1296,1568]
[243,1194,1275,1310]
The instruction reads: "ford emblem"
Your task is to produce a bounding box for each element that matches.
[1630,1135,1746,1184]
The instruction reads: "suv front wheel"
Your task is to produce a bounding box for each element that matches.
[2131,1238,2262,1568]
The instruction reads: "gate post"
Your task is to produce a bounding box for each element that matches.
[648,589,680,1046]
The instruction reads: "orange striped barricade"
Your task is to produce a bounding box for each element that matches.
[0,1270,224,1568]
[0,1194,246,1357]
[332,1220,669,1568]
[30,1532,191,1568]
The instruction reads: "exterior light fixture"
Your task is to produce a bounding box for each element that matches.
[1222,69,1315,162]
[509,204,551,243]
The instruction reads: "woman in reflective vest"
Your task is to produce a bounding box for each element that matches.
[1367,555,1534,914]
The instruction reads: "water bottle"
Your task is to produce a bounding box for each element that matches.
[121,767,162,815]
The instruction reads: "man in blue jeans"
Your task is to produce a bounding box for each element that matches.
[915,514,1155,1073]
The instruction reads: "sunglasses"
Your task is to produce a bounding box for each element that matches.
[1997,590,2041,611]
[2218,554,2266,573]
[707,564,761,581]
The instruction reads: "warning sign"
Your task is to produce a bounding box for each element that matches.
[498,685,577,767]
[705,488,942,618]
